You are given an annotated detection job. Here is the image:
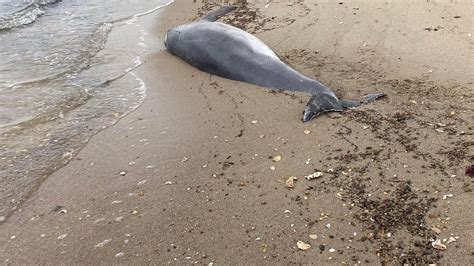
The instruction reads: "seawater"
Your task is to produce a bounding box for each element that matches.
[0,0,172,219]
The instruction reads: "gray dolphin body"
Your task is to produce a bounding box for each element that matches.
[165,6,384,122]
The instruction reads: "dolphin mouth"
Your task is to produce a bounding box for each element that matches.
[302,110,316,122]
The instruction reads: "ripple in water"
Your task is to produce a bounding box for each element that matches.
[0,0,173,220]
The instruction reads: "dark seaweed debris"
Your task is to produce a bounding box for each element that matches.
[466,164,474,177]
[346,180,441,264]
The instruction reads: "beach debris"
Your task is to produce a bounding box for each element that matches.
[120,171,127,176]
[431,226,442,234]
[131,210,139,215]
[305,158,311,165]
[270,166,276,171]
[446,237,457,244]
[251,120,258,124]
[297,241,311,250]
[272,155,282,162]
[424,25,443,31]
[329,248,336,253]
[111,201,123,204]
[442,194,453,200]
[326,223,331,229]
[309,234,318,240]
[94,218,106,224]
[304,130,311,134]
[285,176,297,188]
[59,209,67,214]
[115,252,124,258]
[181,157,189,163]
[57,234,68,240]
[95,239,112,248]
[466,165,474,177]
[305,172,323,180]
[115,216,124,222]
[137,180,147,186]
[431,239,447,250]
[165,181,174,185]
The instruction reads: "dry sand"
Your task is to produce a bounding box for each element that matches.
[1,0,473,264]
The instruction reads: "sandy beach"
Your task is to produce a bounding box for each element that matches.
[1,0,473,264]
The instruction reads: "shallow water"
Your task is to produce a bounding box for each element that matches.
[0,0,172,219]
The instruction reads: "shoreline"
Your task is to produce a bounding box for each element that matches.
[1,0,473,264]
[0,0,173,221]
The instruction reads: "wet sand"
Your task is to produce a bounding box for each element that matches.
[1,0,473,264]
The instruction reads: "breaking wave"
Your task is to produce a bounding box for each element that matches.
[0,0,62,30]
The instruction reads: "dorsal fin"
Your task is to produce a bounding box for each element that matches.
[201,6,237,22]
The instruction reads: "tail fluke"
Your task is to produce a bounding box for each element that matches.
[201,6,237,22]
[340,93,386,109]
[302,92,386,122]
[302,92,343,122]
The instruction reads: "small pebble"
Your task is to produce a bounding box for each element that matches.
[285,176,297,188]
[297,241,311,250]
[95,239,112,248]
[442,194,453,200]
[306,172,323,180]
[432,239,447,250]
[272,155,282,162]
[447,237,457,243]
[120,171,126,176]
[137,180,147,186]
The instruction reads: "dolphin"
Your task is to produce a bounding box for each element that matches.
[165,6,384,122]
